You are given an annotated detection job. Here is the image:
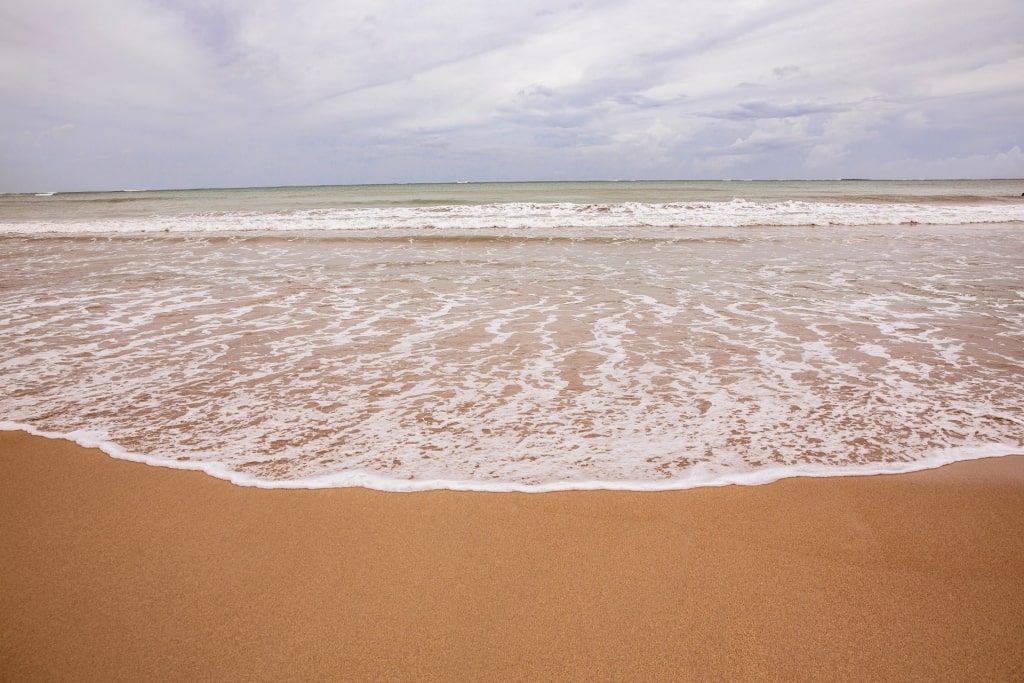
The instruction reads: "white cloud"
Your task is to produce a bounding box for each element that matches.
[878,145,1024,179]
[1,0,1021,190]
[922,56,1024,98]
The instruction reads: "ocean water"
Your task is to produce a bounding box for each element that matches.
[2,180,1023,491]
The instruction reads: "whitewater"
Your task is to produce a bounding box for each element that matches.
[2,180,1022,491]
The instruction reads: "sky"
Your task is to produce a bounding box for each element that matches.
[2,0,1023,192]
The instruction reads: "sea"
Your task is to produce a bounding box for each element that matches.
[1,180,1022,491]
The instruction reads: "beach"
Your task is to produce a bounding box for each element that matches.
[2,181,1023,679]
[3,431,1023,681]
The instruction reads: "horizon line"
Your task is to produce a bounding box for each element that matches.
[6,177,1024,196]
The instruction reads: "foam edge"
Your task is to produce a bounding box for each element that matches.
[2,421,1021,493]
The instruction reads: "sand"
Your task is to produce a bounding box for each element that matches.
[1,431,1023,681]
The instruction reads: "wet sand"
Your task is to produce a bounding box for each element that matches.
[2,430,1023,681]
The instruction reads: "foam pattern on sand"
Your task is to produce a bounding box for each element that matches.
[2,219,1022,490]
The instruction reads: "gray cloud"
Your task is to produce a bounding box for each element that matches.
[707,100,851,121]
[1,0,1022,192]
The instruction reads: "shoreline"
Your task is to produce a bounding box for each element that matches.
[2,430,1023,680]
[5,424,1020,492]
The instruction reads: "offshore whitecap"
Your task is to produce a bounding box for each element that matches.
[1,181,1023,490]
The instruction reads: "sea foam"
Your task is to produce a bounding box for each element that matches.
[3,422,1020,492]
[2,183,1022,491]
[0,198,1021,235]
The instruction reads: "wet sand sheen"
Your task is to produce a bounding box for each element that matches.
[2,431,1023,681]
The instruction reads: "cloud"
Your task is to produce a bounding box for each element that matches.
[1,0,1021,191]
[707,100,850,121]
[877,145,1024,179]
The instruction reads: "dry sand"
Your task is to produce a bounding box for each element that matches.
[2,430,1023,681]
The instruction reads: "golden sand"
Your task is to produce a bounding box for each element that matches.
[2,430,1023,681]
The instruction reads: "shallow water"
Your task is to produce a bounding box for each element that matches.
[2,181,1023,490]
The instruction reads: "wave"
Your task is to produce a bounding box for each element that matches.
[3,422,1020,492]
[2,198,1021,235]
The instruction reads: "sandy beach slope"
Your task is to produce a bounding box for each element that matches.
[2,431,1023,681]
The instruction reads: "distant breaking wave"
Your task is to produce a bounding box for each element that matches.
[1,199,1021,235]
